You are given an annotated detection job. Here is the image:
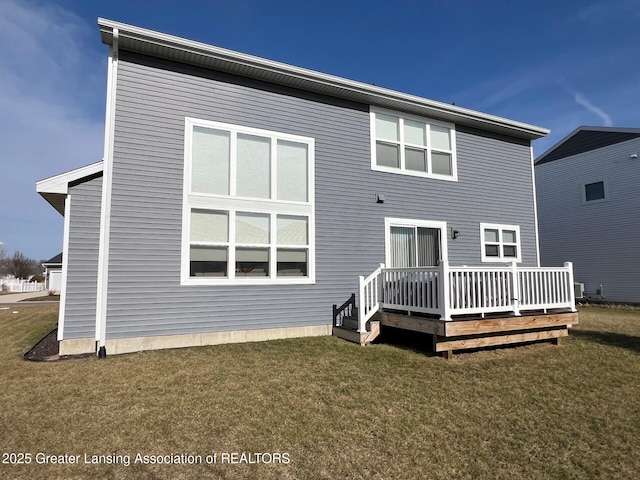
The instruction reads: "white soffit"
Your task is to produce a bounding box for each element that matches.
[36,161,103,215]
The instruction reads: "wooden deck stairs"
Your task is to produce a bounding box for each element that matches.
[333,314,380,346]
[332,293,380,346]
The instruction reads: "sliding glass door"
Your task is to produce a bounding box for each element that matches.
[389,226,441,268]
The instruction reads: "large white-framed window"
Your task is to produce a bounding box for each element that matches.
[480,223,521,263]
[182,118,315,285]
[371,108,457,181]
[384,218,448,268]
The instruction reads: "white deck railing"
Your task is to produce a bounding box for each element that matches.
[382,266,441,315]
[357,264,384,332]
[357,261,576,333]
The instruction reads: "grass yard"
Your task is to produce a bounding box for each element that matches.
[1,305,638,479]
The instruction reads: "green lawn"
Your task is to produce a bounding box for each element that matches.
[1,305,638,479]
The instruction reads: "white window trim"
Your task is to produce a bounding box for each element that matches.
[181,118,315,285]
[371,107,458,182]
[384,217,448,266]
[582,179,608,205]
[480,223,521,263]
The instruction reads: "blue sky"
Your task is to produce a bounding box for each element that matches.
[1,0,639,260]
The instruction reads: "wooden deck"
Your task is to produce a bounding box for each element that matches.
[378,310,578,358]
[334,262,579,357]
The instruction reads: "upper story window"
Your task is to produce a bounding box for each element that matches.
[183,118,315,285]
[480,223,521,263]
[583,181,606,203]
[371,108,457,181]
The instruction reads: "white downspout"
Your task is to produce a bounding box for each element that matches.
[96,28,118,358]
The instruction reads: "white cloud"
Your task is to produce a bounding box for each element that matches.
[0,0,105,259]
[573,92,613,126]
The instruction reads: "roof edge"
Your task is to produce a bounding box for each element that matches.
[535,126,640,165]
[36,161,104,195]
[98,18,548,140]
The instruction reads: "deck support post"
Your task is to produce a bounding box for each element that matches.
[510,261,521,316]
[441,350,453,360]
[440,259,451,321]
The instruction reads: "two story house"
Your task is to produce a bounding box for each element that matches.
[536,126,640,303]
[37,19,577,358]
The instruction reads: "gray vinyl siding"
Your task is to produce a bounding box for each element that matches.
[62,176,102,339]
[536,137,640,302]
[104,51,537,340]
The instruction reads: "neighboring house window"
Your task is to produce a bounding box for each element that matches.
[371,108,457,180]
[183,118,314,284]
[584,181,606,202]
[480,223,521,262]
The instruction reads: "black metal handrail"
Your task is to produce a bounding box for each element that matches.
[333,293,357,327]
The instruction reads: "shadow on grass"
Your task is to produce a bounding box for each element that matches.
[571,329,640,353]
[374,326,437,356]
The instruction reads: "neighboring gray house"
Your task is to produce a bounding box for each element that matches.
[37,19,575,357]
[536,126,640,303]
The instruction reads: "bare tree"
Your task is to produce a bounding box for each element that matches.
[8,251,39,280]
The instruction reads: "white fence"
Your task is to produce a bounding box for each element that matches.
[357,261,576,333]
[1,278,44,293]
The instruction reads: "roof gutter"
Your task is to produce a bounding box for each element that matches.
[98,18,548,140]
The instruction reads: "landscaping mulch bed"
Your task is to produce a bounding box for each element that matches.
[23,329,93,362]
[23,328,60,361]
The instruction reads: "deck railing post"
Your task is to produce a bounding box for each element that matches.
[378,263,385,306]
[565,261,577,312]
[357,275,366,333]
[440,259,451,321]
[510,261,521,316]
